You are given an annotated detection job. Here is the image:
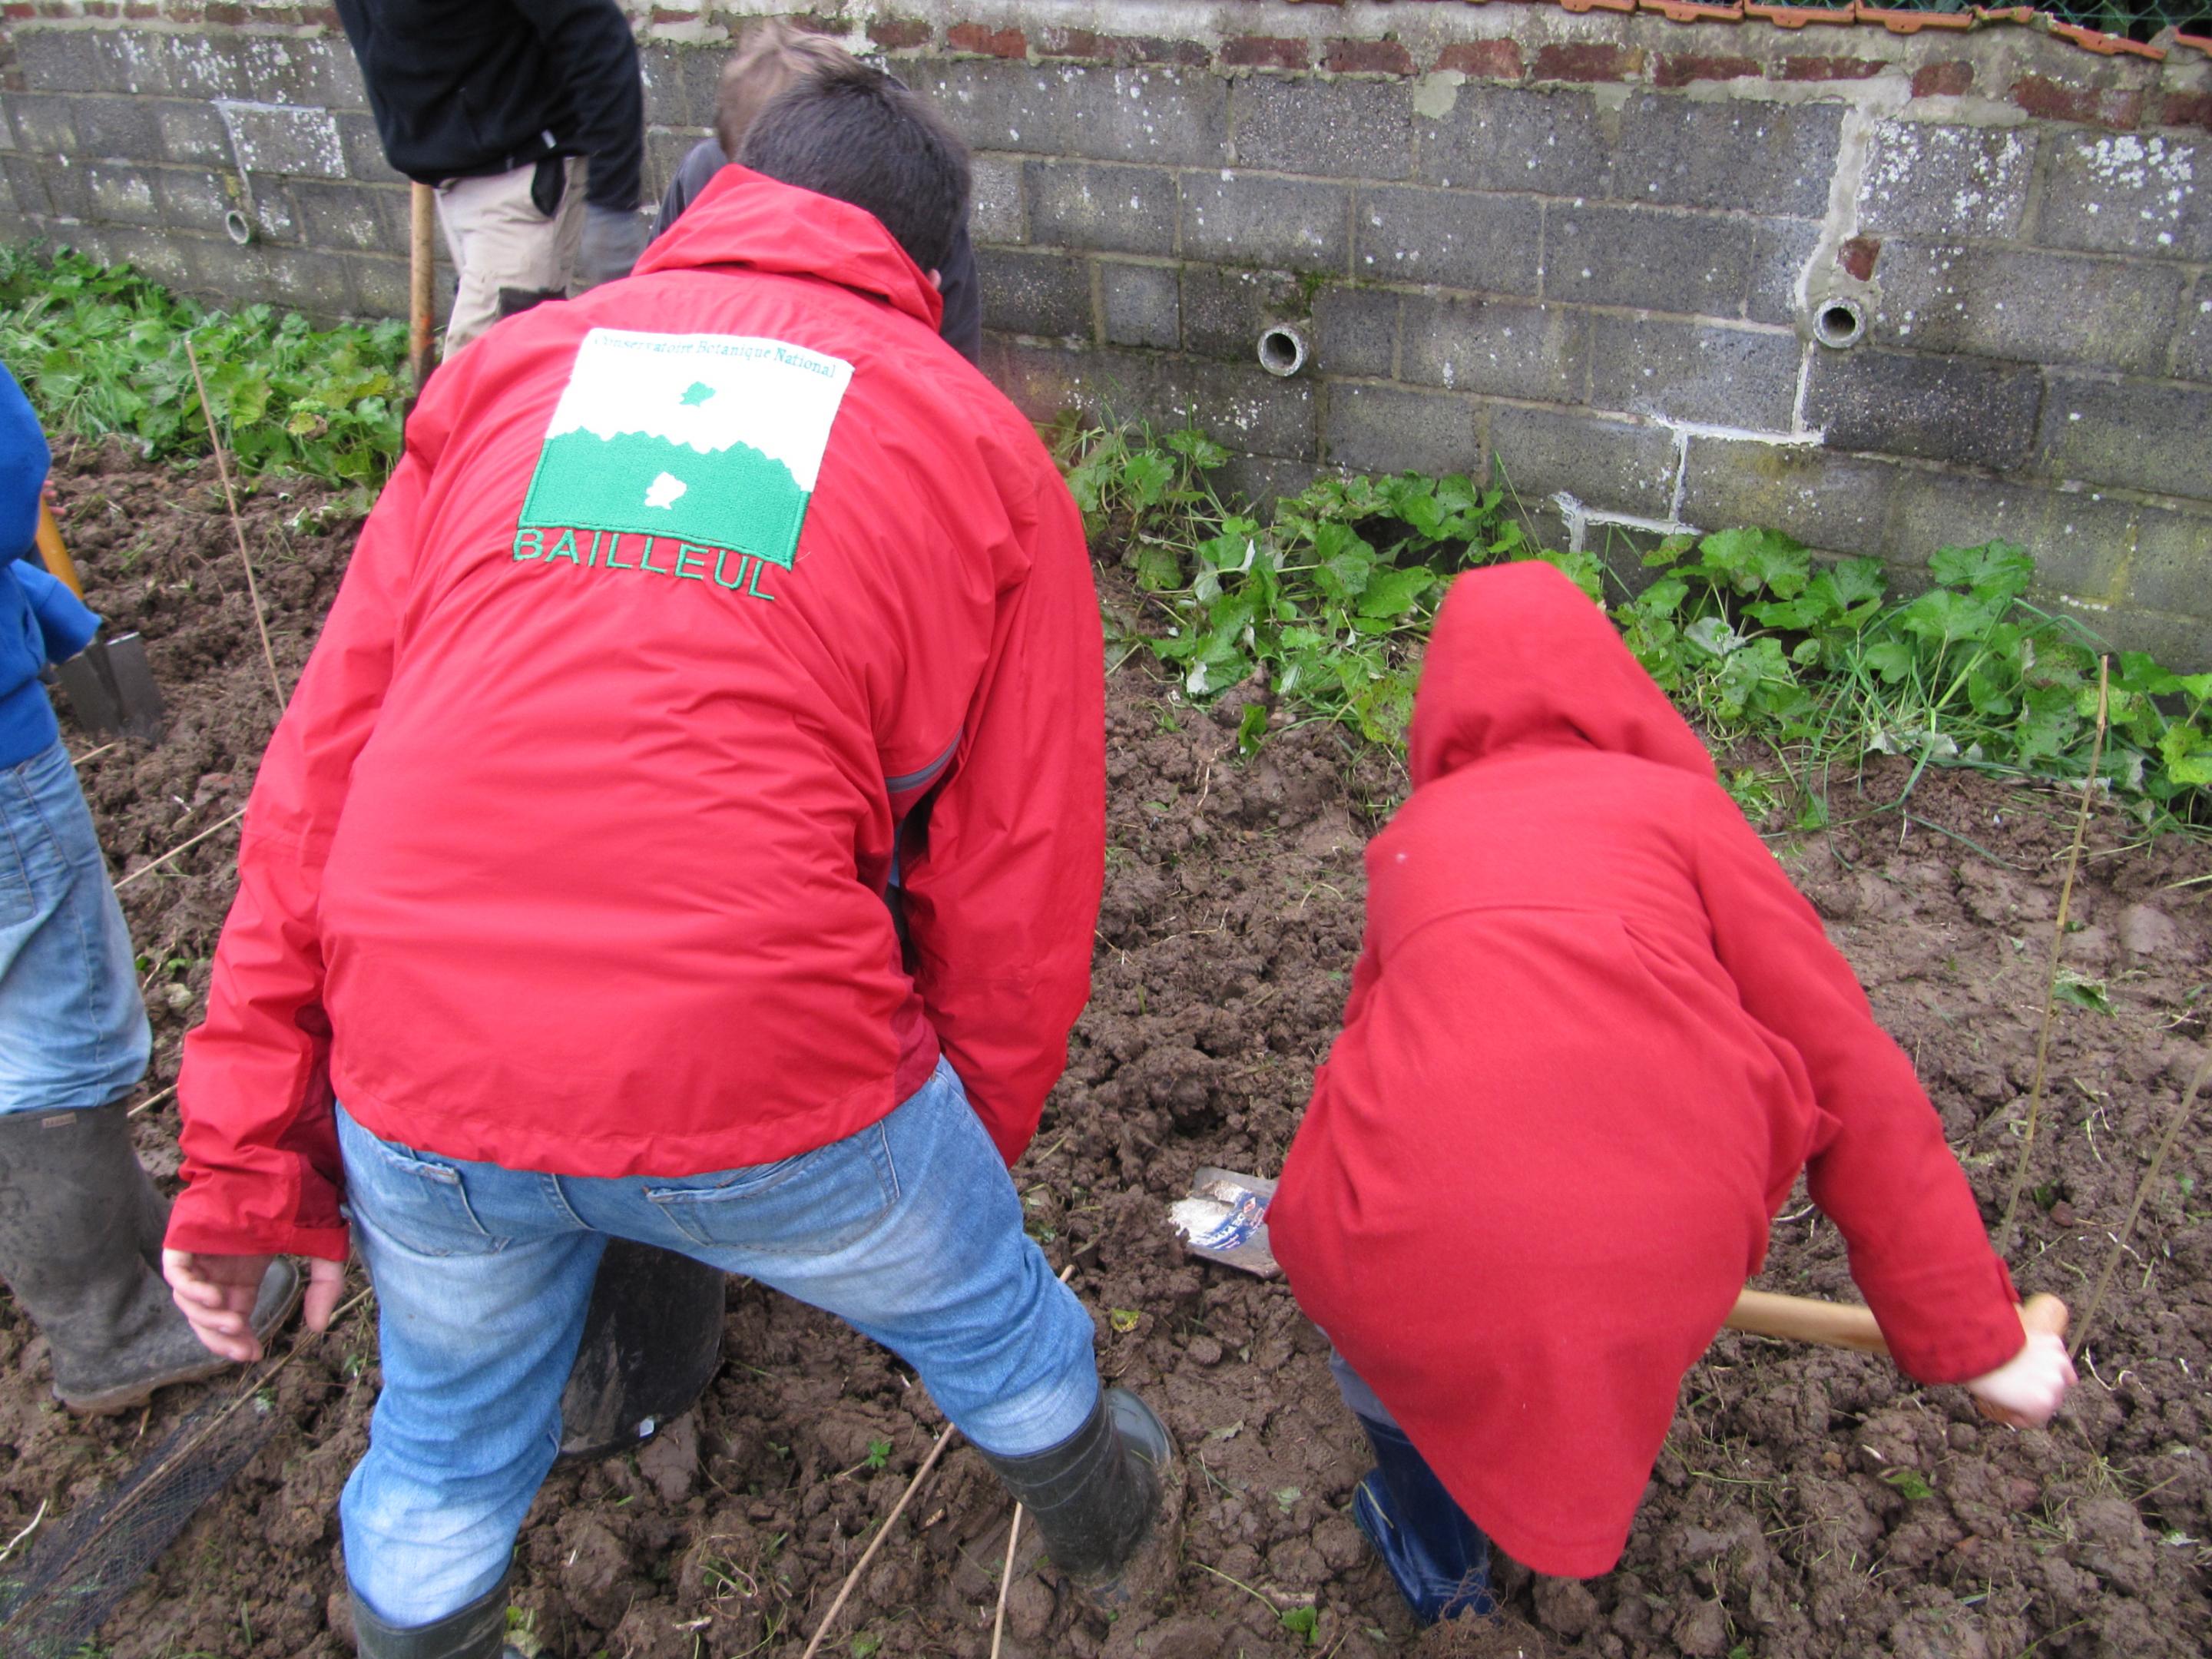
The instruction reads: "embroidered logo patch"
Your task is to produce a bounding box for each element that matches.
[518,329,853,570]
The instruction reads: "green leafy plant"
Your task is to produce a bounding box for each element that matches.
[1065,422,2209,826]
[1062,419,1594,743]
[1279,1604,1320,1644]
[0,246,409,492]
[1880,1467,1936,1501]
[1617,528,2212,825]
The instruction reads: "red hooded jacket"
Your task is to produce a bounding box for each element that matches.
[1269,563,2022,1579]
[167,168,1104,1261]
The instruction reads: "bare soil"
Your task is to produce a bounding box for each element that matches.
[5,445,2209,1659]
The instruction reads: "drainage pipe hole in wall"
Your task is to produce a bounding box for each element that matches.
[1257,325,1308,378]
[224,210,255,247]
[1813,299,1866,350]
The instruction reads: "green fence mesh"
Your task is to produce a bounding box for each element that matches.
[1909,0,2210,41]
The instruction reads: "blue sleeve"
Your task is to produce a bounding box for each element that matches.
[0,364,52,565]
[8,560,99,664]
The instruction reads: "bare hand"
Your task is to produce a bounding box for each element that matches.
[164,1250,346,1363]
[1965,1297,2076,1428]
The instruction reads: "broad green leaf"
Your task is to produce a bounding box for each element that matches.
[1684,616,1746,659]
[1133,543,1183,592]
[2159,724,2212,787]
[1929,540,2034,603]
[1357,565,1435,619]
[1697,526,1809,598]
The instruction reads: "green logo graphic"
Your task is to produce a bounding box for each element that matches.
[518,329,854,569]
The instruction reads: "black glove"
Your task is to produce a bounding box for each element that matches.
[578,205,648,290]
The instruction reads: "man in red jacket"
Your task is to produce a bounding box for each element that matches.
[1270,563,2073,1620]
[161,65,1171,1658]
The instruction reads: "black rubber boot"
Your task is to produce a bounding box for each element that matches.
[975,1387,1181,1609]
[349,1574,528,1658]
[0,1101,301,1413]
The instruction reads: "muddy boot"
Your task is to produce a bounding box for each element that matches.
[349,1575,528,1659]
[1351,1413,1494,1624]
[0,1101,302,1413]
[977,1387,1183,1612]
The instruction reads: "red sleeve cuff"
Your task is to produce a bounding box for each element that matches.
[164,1179,350,1263]
[1865,1255,2025,1386]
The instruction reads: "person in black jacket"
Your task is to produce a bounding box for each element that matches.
[334,0,647,353]
[653,18,981,363]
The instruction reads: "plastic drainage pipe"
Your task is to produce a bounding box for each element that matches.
[1257,324,1308,378]
[1813,297,1867,350]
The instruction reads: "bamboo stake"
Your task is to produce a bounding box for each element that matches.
[2069,1053,2210,1363]
[990,1505,1023,1659]
[1994,657,2109,1255]
[796,1424,958,1659]
[183,338,287,712]
[127,1083,177,1119]
[116,806,246,889]
[801,1266,1075,1658]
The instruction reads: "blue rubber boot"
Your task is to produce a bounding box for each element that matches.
[1349,1414,1495,1624]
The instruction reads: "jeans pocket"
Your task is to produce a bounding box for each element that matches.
[342,1119,502,1259]
[644,1124,899,1257]
[0,745,75,927]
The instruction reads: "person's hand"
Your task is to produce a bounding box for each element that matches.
[1965,1326,2076,1428]
[578,205,648,289]
[164,1250,346,1363]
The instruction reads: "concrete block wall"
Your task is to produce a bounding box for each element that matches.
[1,0,2208,665]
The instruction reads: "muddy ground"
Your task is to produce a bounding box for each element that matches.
[2,442,2208,1659]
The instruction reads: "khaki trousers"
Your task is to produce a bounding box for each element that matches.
[435,157,586,354]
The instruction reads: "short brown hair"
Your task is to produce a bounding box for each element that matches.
[714,19,852,159]
[740,59,970,274]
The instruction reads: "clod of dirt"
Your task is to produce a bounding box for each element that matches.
[634,1410,700,1505]
[1531,1575,1599,1636]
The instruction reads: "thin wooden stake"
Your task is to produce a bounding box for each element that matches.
[2069,1053,2210,1363]
[990,1505,1023,1659]
[183,336,286,712]
[1995,656,2109,1255]
[409,181,438,389]
[127,1083,177,1119]
[797,1423,958,1659]
[801,1266,1075,1659]
[116,806,246,889]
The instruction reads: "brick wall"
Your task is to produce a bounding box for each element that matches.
[2,0,2208,666]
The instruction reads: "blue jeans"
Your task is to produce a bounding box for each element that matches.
[0,738,150,1114]
[336,1058,1098,1627]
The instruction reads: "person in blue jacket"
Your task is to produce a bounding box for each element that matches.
[0,363,296,1412]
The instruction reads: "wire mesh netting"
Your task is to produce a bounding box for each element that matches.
[0,1395,278,1659]
[1899,0,2210,41]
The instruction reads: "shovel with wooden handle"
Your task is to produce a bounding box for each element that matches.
[38,503,167,745]
[1727,1288,2068,1422]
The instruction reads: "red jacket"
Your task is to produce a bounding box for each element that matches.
[168,168,1104,1261]
[1269,563,2021,1578]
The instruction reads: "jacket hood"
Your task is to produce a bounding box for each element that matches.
[634,165,945,334]
[1409,562,1714,788]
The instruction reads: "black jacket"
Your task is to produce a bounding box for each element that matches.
[335,0,643,210]
[654,137,982,365]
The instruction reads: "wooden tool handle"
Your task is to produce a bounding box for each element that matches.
[35,503,87,600]
[1725,1289,2068,1357]
[409,181,438,389]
